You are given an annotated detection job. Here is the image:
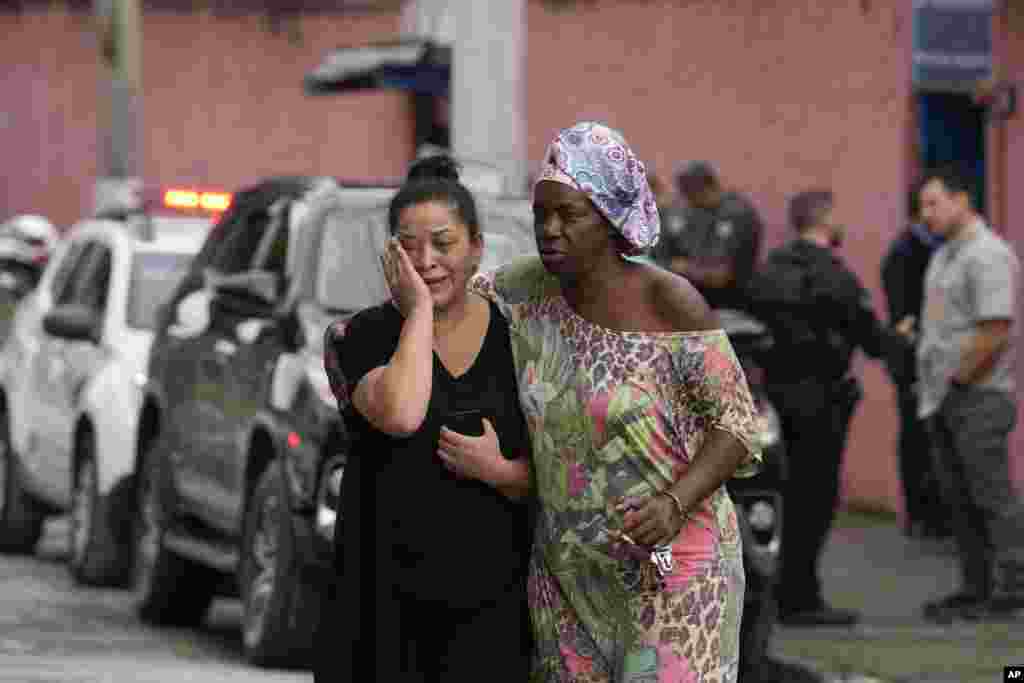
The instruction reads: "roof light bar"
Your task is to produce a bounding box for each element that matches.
[163,189,231,213]
[199,192,231,212]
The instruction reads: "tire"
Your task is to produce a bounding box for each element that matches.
[68,432,132,587]
[132,440,217,626]
[0,405,45,554]
[239,461,319,667]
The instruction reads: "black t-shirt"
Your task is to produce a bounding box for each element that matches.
[881,224,942,385]
[651,191,763,310]
[328,301,532,608]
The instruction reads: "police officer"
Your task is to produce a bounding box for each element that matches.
[650,161,764,311]
[749,189,913,627]
[881,189,951,541]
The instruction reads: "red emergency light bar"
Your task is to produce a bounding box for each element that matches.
[162,188,232,213]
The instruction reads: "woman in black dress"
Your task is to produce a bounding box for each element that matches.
[316,156,534,682]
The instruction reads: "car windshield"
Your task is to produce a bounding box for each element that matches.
[478,210,534,272]
[315,209,391,314]
[127,251,193,329]
[314,206,534,314]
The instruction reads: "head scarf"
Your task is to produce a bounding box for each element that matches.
[535,121,660,255]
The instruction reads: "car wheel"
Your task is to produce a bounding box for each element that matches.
[0,404,45,554]
[239,461,318,666]
[132,442,216,626]
[68,434,131,586]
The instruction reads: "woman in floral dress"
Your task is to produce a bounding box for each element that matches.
[466,122,762,682]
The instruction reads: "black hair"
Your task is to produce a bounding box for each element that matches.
[387,155,481,240]
[907,185,920,221]
[676,160,718,193]
[788,189,834,232]
[920,163,976,204]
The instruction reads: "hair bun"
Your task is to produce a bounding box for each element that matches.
[406,154,461,183]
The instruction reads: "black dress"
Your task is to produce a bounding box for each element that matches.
[316,301,533,682]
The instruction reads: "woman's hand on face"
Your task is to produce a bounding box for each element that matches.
[622,494,686,548]
[382,238,433,317]
[437,418,503,483]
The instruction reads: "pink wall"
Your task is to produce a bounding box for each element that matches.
[526,0,916,512]
[995,2,1024,488]
[141,11,415,192]
[1,9,102,230]
[0,8,414,231]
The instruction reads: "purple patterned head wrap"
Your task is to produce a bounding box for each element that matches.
[535,121,660,255]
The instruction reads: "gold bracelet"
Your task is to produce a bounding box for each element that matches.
[660,490,686,519]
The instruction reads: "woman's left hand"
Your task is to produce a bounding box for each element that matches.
[622,494,686,548]
[438,419,504,483]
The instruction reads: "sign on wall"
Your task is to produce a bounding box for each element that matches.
[912,0,993,92]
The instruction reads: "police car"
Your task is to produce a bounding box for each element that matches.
[0,186,215,586]
[0,215,60,345]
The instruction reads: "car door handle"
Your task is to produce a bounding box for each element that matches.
[214,339,237,356]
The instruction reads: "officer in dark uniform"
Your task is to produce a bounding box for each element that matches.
[881,189,951,541]
[748,189,913,627]
[650,161,764,311]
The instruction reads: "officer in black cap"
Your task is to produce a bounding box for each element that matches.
[748,189,914,627]
[650,161,764,311]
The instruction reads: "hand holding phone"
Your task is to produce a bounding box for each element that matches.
[438,409,500,482]
[444,408,484,437]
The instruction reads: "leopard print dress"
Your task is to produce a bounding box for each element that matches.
[471,258,762,683]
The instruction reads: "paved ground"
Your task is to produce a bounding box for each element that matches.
[2,512,1020,682]
[772,510,1024,683]
[0,518,309,683]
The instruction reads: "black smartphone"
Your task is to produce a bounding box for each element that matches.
[445,409,484,437]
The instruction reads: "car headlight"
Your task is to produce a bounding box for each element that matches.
[756,402,782,450]
[315,459,345,541]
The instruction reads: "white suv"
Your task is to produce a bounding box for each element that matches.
[0,212,208,586]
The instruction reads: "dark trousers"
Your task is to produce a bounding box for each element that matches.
[895,382,949,532]
[770,376,859,613]
[927,387,1024,598]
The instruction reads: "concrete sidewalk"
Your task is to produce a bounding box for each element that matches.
[770,510,1024,683]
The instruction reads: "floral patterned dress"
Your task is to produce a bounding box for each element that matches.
[471,258,762,683]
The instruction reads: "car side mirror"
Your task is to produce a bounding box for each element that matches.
[210,270,280,315]
[42,304,101,343]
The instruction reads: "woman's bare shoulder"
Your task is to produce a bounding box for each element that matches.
[645,265,718,333]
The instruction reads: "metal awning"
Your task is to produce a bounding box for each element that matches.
[304,38,451,97]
